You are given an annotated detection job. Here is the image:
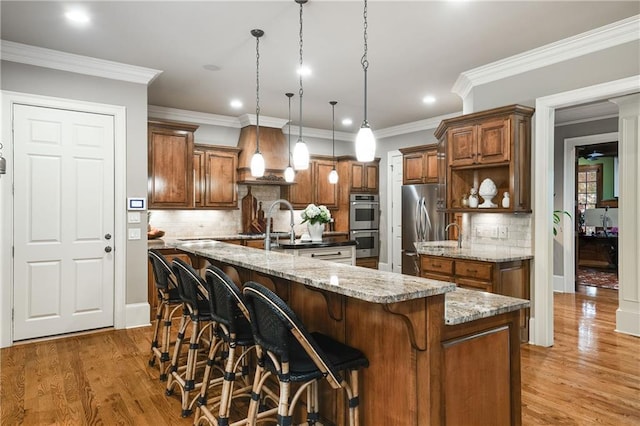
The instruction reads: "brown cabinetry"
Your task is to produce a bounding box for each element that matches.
[193,144,240,209]
[333,156,380,232]
[283,155,338,209]
[348,161,379,193]
[435,105,534,213]
[420,255,530,341]
[148,121,199,208]
[356,256,378,269]
[400,144,438,184]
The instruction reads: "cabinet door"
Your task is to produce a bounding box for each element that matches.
[203,150,238,208]
[314,160,339,209]
[477,118,510,164]
[288,165,314,208]
[403,152,426,184]
[447,125,476,167]
[364,163,378,192]
[424,148,438,183]
[148,126,194,208]
[350,162,365,191]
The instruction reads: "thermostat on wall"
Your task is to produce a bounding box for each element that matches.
[127,197,146,211]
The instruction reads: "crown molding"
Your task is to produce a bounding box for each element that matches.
[1,40,162,85]
[452,15,640,100]
[238,114,289,129]
[375,112,462,139]
[148,105,240,127]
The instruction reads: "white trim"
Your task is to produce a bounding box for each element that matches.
[238,114,290,129]
[374,112,461,139]
[377,262,390,272]
[532,76,639,347]
[1,40,162,85]
[0,90,128,347]
[387,150,402,275]
[453,15,640,100]
[562,132,618,295]
[125,303,151,329]
[148,105,241,128]
[553,275,568,293]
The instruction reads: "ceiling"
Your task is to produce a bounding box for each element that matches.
[1,1,638,133]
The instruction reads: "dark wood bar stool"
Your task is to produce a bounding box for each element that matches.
[242,281,369,426]
[148,249,183,381]
[166,258,215,417]
[193,265,256,426]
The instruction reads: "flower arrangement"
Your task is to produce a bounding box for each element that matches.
[301,204,331,225]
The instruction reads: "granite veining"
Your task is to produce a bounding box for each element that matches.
[167,239,456,304]
[415,241,533,262]
[445,288,529,325]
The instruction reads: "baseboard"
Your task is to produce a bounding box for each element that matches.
[616,307,640,337]
[553,274,574,293]
[377,262,390,272]
[125,302,151,329]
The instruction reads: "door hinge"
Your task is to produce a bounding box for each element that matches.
[12,246,14,258]
[12,308,14,321]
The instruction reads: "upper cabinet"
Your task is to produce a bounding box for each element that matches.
[434,105,534,213]
[148,120,198,209]
[194,144,241,209]
[338,157,379,193]
[282,155,339,209]
[148,120,240,210]
[400,144,438,184]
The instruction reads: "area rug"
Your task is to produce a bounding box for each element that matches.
[577,267,619,290]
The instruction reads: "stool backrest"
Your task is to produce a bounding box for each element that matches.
[171,258,207,313]
[205,265,251,334]
[243,281,342,388]
[148,249,177,290]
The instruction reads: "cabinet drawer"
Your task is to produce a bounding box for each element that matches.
[298,246,355,264]
[422,272,453,283]
[421,256,454,275]
[455,260,492,280]
[456,277,492,292]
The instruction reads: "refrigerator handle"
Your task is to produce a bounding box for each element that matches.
[422,200,432,239]
[415,200,422,241]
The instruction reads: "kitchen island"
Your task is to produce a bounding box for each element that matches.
[169,239,529,425]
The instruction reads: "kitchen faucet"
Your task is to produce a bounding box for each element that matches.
[445,222,462,248]
[265,199,296,251]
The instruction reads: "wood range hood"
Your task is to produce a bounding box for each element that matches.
[236,125,292,185]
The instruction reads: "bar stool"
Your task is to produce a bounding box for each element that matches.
[148,249,183,381]
[193,265,256,426]
[242,281,369,426]
[166,258,215,417]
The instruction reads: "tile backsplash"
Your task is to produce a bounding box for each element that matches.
[148,185,308,238]
[463,213,532,248]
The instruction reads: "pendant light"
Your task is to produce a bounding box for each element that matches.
[355,0,376,162]
[292,0,310,170]
[284,92,295,183]
[328,101,339,184]
[250,29,265,177]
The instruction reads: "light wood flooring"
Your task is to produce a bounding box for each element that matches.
[1,286,638,425]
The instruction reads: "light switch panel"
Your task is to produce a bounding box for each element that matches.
[128,212,141,224]
[128,228,141,240]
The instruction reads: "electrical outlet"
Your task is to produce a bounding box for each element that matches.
[498,226,508,238]
[476,226,498,238]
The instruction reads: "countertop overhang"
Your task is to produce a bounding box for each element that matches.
[165,239,529,325]
[415,241,533,262]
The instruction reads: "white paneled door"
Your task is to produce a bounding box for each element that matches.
[13,104,115,341]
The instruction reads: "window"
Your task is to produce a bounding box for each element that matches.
[577,164,602,210]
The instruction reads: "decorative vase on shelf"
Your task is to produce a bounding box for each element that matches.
[502,192,510,208]
[468,188,479,208]
[478,178,498,208]
[307,222,325,242]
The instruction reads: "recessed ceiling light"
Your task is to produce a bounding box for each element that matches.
[297,66,312,77]
[342,118,353,126]
[65,10,90,25]
[423,95,436,104]
[230,99,243,109]
[203,64,221,72]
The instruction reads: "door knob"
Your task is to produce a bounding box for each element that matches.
[105,233,112,240]
[104,246,112,253]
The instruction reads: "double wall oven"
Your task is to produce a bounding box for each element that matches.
[349,194,380,258]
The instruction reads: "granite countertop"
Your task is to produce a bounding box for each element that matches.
[166,240,529,324]
[415,241,533,262]
[275,240,357,249]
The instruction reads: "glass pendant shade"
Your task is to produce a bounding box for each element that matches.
[355,123,376,162]
[284,165,295,183]
[250,151,265,177]
[293,139,309,170]
[328,168,339,184]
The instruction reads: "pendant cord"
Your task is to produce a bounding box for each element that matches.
[361,0,369,123]
[255,33,261,153]
[287,93,293,166]
[298,1,304,141]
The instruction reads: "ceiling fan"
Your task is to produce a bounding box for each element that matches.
[584,150,604,160]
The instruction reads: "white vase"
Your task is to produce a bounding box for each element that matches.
[307,222,325,242]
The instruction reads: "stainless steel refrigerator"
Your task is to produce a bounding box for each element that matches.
[401,184,444,275]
